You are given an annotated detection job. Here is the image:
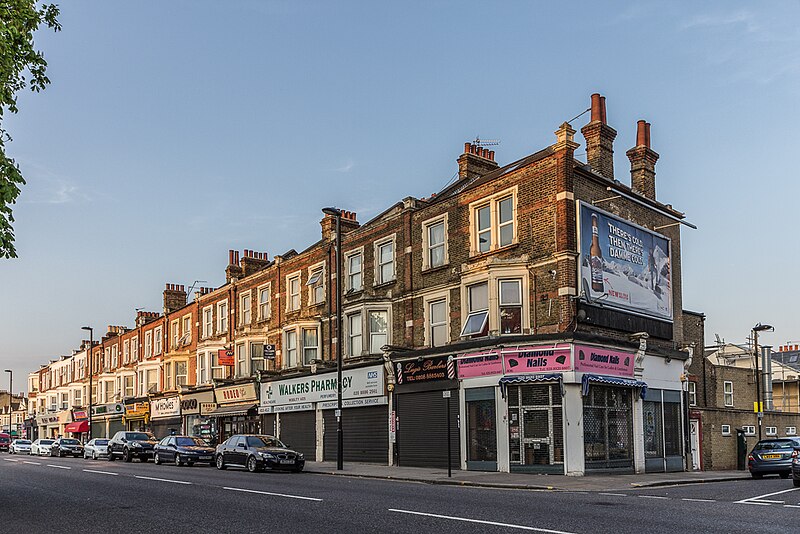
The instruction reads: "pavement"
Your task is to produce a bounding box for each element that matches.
[303,460,751,491]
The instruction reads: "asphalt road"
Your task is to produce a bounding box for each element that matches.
[3,454,800,533]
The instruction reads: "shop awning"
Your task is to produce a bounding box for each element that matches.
[499,373,564,398]
[581,374,648,399]
[206,404,258,417]
[64,420,89,433]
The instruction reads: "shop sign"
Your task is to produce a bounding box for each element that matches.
[36,414,60,426]
[180,390,215,415]
[259,402,314,414]
[57,409,73,424]
[263,344,276,360]
[72,410,88,421]
[396,356,450,384]
[261,365,384,409]
[125,402,150,418]
[92,403,124,418]
[503,345,571,375]
[574,345,635,378]
[457,350,503,379]
[151,396,181,419]
[216,383,258,405]
[319,396,388,410]
[199,402,217,415]
[218,348,234,366]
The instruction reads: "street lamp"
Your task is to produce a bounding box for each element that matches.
[3,370,11,434]
[752,323,773,441]
[322,206,344,471]
[82,326,94,440]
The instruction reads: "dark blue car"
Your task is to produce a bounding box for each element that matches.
[154,435,215,466]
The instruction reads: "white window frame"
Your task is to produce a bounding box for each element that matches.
[498,278,523,335]
[765,426,778,436]
[182,314,192,344]
[203,306,213,338]
[240,291,252,326]
[688,382,697,406]
[197,353,209,385]
[421,213,448,271]
[460,281,489,337]
[302,326,319,365]
[283,323,321,367]
[217,300,228,334]
[236,342,248,377]
[123,340,130,364]
[721,425,731,436]
[307,262,325,305]
[345,247,364,292]
[367,309,389,354]
[723,381,734,407]
[468,186,518,256]
[258,283,271,321]
[131,336,139,362]
[374,234,396,286]
[175,360,188,387]
[144,331,153,358]
[787,426,797,436]
[286,271,302,312]
[154,326,163,355]
[743,425,756,436]
[111,345,118,369]
[211,351,224,380]
[164,362,173,390]
[423,290,450,348]
[284,328,298,369]
[124,374,135,398]
[73,388,82,407]
[346,311,362,358]
[171,319,180,349]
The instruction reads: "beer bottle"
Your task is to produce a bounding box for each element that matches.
[590,214,604,293]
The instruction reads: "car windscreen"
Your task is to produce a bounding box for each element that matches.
[95,439,109,445]
[755,440,794,451]
[247,436,285,448]
[16,440,31,445]
[126,433,154,441]
[176,437,208,447]
[61,439,80,445]
[41,440,54,445]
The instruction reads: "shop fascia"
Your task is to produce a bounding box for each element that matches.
[150,396,181,419]
[91,403,124,418]
[259,365,386,414]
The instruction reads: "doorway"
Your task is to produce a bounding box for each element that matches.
[690,419,701,470]
[465,387,497,471]
[507,383,564,472]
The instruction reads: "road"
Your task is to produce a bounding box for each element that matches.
[2,454,800,533]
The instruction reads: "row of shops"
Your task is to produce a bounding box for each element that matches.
[23,340,687,476]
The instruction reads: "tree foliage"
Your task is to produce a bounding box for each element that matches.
[0,1,60,259]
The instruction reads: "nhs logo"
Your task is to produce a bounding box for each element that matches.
[367,371,378,379]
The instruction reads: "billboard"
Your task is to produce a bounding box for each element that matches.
[578,202,672,321]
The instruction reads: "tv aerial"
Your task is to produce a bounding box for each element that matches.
[473,136,500,147]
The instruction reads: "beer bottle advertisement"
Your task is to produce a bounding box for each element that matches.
[578,202,673,321]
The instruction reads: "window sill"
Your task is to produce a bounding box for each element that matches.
[468,242,520,261]
[372,280,396,290]
[344,288,364,298]
[422,264,450,275]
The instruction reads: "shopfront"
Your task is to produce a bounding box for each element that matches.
[36,413,60,439]
[64,410,89,441]
[124,400,150,432]
[181,389,217,445]
[394,355,459,469]
[24,416,37,441]
[150,396,181,439]
[260,364,388,463]
[211,382,260,442]
[91,402,124,438]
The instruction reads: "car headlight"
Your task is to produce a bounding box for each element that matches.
[259,452,275,459]
[131,442,142,448]
[297,453,304,459]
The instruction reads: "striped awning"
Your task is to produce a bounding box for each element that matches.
[581,374,648,399]
[499,373,564,398]
[206,403,258,417]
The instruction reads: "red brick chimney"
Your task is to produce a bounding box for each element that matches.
[240,250,270,277]
[321,210,361,241]
[581,93,617,179]
[163,283,187,314]
[626,120,659,200]
[457,142,499,181]
[225,249,244,283]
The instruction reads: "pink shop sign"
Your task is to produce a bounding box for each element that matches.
[457,350,503,379]
[573,345,635,377]
[503,345,572,375]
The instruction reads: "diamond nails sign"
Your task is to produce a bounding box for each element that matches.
[574,345,634,377]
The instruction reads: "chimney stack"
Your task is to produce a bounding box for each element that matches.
[163,283,187,314]
[226,249,244,283]
[241,249,270,277]
[626,120,659,200]
[581,93,617,180]
[457,142,499,181]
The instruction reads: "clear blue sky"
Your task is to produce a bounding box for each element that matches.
[2,1,798,392]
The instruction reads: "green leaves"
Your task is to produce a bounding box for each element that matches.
[0,1,60,258]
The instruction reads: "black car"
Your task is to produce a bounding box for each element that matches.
[215,434,304,473]
[748,438,800,479]
[108,431,158,462]
[50,438,84,457]
[154,435,215,467]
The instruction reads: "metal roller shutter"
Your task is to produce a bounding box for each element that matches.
[278,411,316,458]
[323,405,389,464]
[150,417,182,439]
[108,419,125,438]
[261,413,277,436]
[397,390,460,469]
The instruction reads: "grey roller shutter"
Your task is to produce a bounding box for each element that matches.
[396,389,459,469]
[261,413,277,436]
[323,405,388,464]
[278,411,316,458]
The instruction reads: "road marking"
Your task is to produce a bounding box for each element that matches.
[784,505,800,509]
[389,509,576,534]
[223,487,322,502]
[22,461,41,465]
[46,464,71,469]
[599,493,627,497]
[638,495,669,500]
[3,458,20,462]
[83,469,119,476]
[735,487,800,505]
[134,475,192,485]
[682,498,716,503]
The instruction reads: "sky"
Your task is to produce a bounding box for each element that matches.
[2,1,799,394]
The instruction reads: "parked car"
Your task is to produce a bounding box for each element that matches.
[748,438,800,479]
[0,433,10,452]
[215,434,304,473]
[83,438,110,460]
[107,431,158,462]
[31,439,55,456]
[154,435,215,467]
[50,438,84,458]
[9,439,32,454]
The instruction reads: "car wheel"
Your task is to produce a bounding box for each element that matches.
[216,454,226,470]
[752,473,763,479]
[247,456,260,473]
[92,451,97,460]
[108,451,115,461]
[154,453,161,465]
[123,449,132,462]
[781,472,790,479]
[175,454,182,467]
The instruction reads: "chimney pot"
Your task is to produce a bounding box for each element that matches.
[488,150,495,161]
[590,93,602,122]
[636,120,647,147]
[235,250,240,264]
[229,250,234,265]
[600,96,607,124]
[645,122,651,148]
[464,142,471,154]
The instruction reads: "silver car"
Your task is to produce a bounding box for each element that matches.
[10,439,32,454]
[83,438,110,460]
[31,439,55,456]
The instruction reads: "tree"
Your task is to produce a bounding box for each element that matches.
[0,1,60,259]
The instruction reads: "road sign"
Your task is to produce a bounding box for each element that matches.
[263,344,276,360]
[442,390,451,398]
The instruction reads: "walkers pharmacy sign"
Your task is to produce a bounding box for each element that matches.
[260,365,384,410]
[577,202,672,321]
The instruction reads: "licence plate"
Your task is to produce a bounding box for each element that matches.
[279,459,294,465]
[200,456,212,460]
[763,454,782,459]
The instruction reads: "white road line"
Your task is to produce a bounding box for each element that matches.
[784,505,800,509]
[223,486,322,502]
[599,492,627,497]
[46,464,71,470]
[735,487,800,505]
[83,469,119,476]
[738,501,772,506]
[22,461,41,465]
[638,495,669,500]
[3,458,20,462]
[389,509,576,534]
[134,475,192,485]
[682,498,716,503]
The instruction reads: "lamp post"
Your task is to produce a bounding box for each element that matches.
[3,370,11,434]
[82,326,94,440]
[752,323,773,441]
[322,206,344,471]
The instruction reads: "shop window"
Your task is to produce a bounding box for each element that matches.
[368,311,388,354]
[688,382,697,406]
[583,386,633,469]
[499,279,522,335]
[429,299,448,347]
[461,282,489,337]
[217,301,228,333]
[723,381,733,407]
[347,312,362,358]
[347,251,363,292]
[507,383,563,469]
